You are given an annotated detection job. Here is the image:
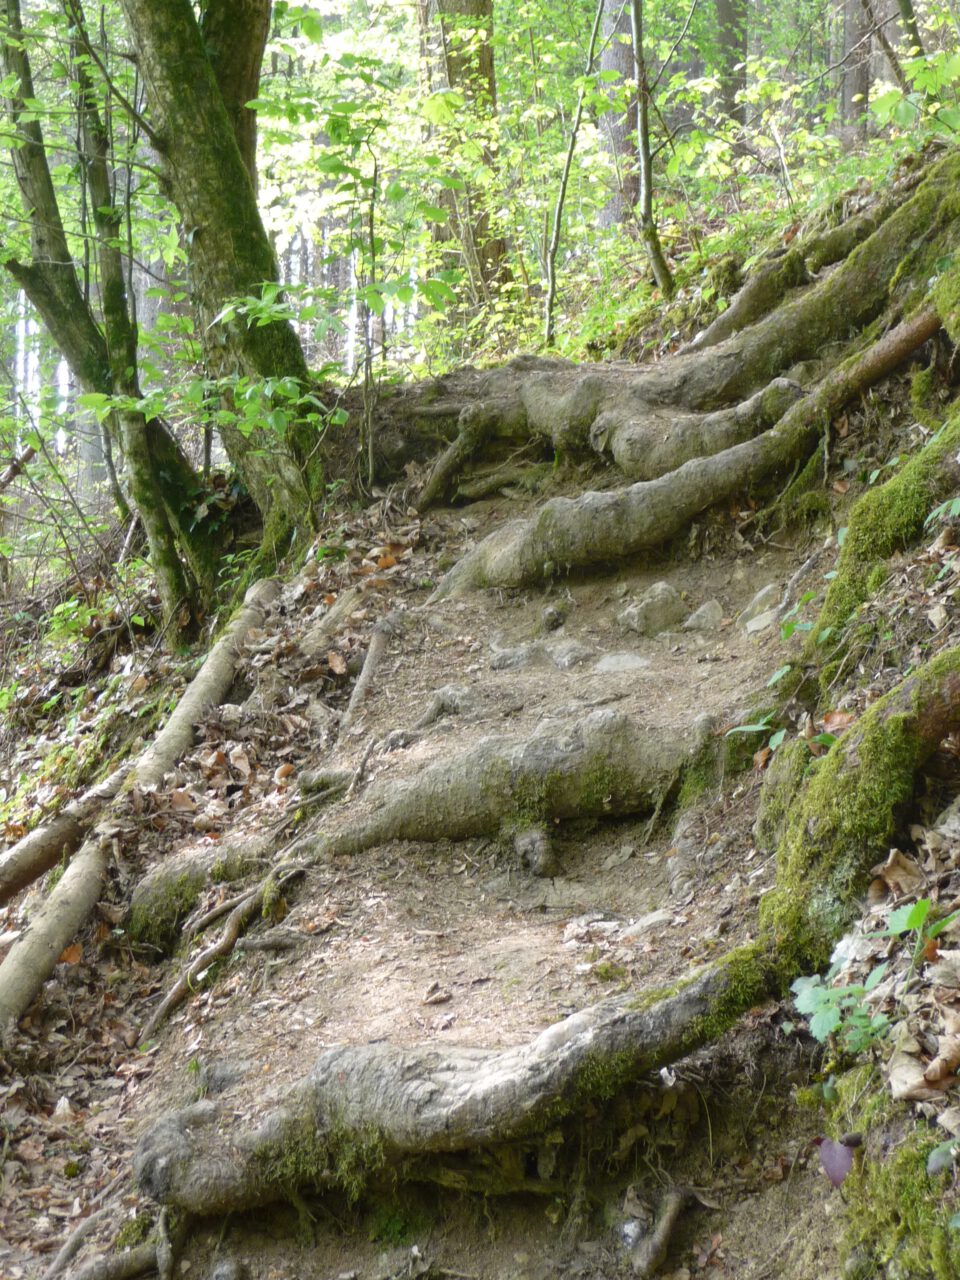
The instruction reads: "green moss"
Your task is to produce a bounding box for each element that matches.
[911,365,936,411]
[843,1128,960,1279]
[754,738,810,852]
[762,647,960,969]
[255,1118,387,1206]
[115,1213,154,1249]
[126,870,206,951]
[931,262,960,343]
[813,412,960,646]
[676,753,717,809]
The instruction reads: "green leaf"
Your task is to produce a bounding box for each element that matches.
[809,1005,843,1042]
[76,392,110,410]
[422,90,462,126]
[886,898,931,936]
[863,961,888,992]
[927,1138,959,1176]
[766,664,792,687]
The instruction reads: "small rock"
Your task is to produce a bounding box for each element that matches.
[490,644,537,671]
[541,603,567,631]
[745,608,778,634]
[594,652,651,673]
[547,639,594,669]
[620,909,674,939]
[683,599,724,631]
[738,582,780,627]
[618,581,685,636]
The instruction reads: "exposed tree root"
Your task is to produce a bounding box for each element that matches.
[337,609,403,739]
[0,763,130,906]
[307,708,711,860]
[133,956,768,1215]
[0,579,281,1036]
[418,403,499,507]
[133,642,960,1215]
[138,866,304,1045]
[630,1187,692,1277]
[72,1209,192,1280]
[435,305,941,596]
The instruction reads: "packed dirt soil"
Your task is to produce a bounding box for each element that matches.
[0,470,865,1280]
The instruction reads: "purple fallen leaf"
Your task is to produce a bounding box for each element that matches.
[814,1137,855,1188]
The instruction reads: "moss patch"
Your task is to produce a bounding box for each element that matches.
[812,411,960,647]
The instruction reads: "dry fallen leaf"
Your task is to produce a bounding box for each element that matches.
[58,943,83,965]
[925,1033,960,1082]
[887,1049,953,1101]
[327,651,348,676]
[867,849,925,902]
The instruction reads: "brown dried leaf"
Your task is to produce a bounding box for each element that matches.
[928,949,960,988]
[925,1034,960,1082]
[887,1049,952,1100]
[821,710,856,733]
[868,848,925,899]
[327,652,348,676]
[58,943,83,965]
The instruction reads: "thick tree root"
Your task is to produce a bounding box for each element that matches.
[0,579,281,1036]
[362,150,956,495]
[133,643,960,1216]
[0,763,130,906]
[418,403,499,507]
[306,708,711,860]
[133,957,766,1215]
[435,305,941,596]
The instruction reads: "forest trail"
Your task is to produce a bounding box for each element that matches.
[1,477,844,1279]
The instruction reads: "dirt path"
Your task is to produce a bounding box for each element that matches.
[1,490,835,1280]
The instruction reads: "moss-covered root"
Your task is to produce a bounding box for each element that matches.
[762,646,960,969]
[433,413,819,596]
[688,248,809,352]
[133,948,775,1215]
[814,400,960,643]
[308,708,708,860]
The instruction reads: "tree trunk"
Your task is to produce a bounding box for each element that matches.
[715,0,748,122]
[199,0,271,189]
[841,0,871,140]
[119,0,316,522]
[423,0,508,296]
[598,0,638,228]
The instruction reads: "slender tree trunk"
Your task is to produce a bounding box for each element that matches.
[422,0,508,296]
[598,0,639,228]
[841,0,871,141]
[715,0,747,122]
[629,0,674,297]
[119,0,317,521]
[894,0,925,53]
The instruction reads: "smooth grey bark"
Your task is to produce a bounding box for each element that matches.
[598,0,639,227]
[841,0,871,138]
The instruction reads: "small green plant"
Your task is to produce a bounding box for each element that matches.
[793,898,960,1054]
[792,961,890,1054]
[725,711,786,752]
